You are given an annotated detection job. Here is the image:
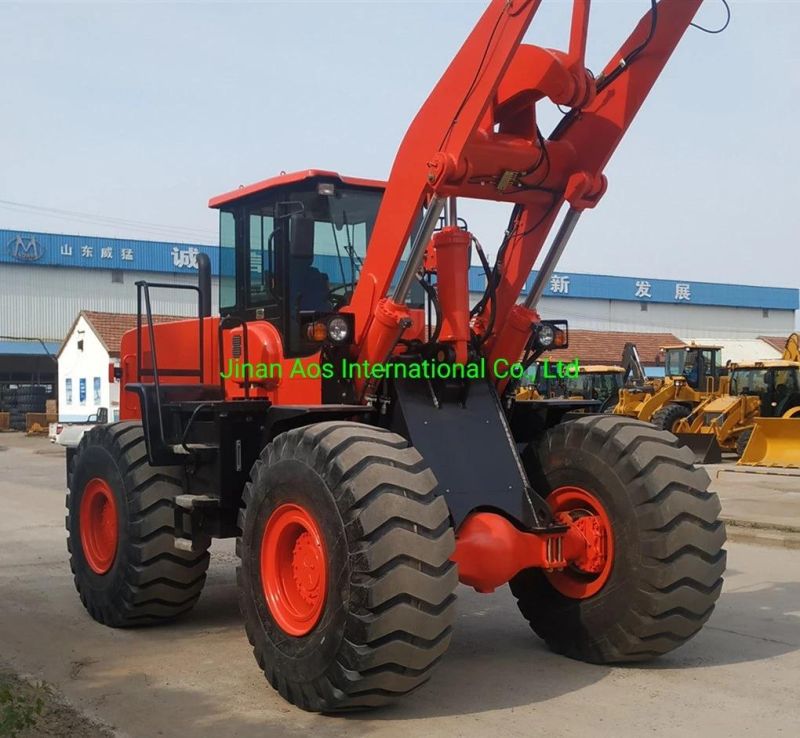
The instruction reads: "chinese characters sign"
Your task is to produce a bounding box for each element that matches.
[674,283,692,301]
[171,246,200,269]
[2,228,216,275]
[632,280,691,302]
[539,273,698,304]
[549,275,570,294]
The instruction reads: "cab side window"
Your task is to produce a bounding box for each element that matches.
[248,212,276,305]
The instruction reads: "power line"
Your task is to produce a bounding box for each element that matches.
[0,199,217,244]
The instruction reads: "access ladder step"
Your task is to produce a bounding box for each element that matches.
[174,494,220,510]
[168,443,219,455]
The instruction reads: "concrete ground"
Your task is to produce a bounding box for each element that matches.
[1,432,799,737]
[707,460,800,546]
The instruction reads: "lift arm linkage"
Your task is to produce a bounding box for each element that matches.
[347,0,704,386]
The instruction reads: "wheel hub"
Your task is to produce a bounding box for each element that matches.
[260,503,328,636]
[563,513,607,574]
[79,478,119,575]
[291,532,324,605]
[546,486,614,599]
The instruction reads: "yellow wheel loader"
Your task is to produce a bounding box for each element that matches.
[613,343,724,432]
[526,364,625,412]
[674,333,800,466]
[734,336,800,467]
[672,375,755,463]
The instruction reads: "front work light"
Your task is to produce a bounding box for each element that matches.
[327,316,350,343]
[533,320,569,351]
[301,313,355,345]
[537,324,555,348]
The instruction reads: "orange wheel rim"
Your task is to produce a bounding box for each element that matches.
[260,503,327,636]
[79,478,119,575]
[546,485,613,599]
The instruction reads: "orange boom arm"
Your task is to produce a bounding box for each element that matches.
[347,0,703,390]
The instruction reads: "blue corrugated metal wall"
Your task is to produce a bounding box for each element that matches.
[2,227,797,310]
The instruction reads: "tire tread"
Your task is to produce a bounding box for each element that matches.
[512,415,725,663]
[238,421,455,711]
[66,423,210,627]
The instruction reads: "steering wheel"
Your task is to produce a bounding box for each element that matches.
[326,284,351,309]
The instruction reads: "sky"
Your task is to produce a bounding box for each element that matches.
[1,0,799,291]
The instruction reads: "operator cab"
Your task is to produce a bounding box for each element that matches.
[567,367,625,408]
[533,364,624,410]
[662,344,722,391]
[210,170,390,357]
[729,361,800,417]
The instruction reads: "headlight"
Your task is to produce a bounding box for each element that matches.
[327,316,350,343]
[537,324,555,348]
[532,320,568,351]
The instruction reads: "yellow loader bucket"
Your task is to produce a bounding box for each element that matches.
[674,433,723,464]
[738,415,800,468]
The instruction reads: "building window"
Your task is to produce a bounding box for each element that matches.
[762,308,769,318]
[111,270,124,284]
[65,378,72,405]
[640,302,648,312]
[79,378,86,406]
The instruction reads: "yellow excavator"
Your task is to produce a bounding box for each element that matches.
[613,342,724,431]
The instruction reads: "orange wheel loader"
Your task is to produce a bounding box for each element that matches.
[65,0,727,712]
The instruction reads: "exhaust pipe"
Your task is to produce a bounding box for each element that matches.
[197,252,212,318]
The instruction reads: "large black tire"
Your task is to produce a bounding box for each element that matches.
[511,415,726,663]
[735,428,752,458]
[66,422,210,626]
[651,403,691,433]
[237,421,457,712]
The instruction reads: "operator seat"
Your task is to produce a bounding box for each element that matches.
[774,383,793,416]
[288,216,331,313]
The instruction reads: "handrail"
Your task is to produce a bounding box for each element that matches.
[135,280,205,450]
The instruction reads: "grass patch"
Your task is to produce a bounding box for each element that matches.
[0,671,112,738]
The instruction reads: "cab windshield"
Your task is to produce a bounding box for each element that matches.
[217,180,423,357]
[664,349,689,377]
[664,347,718,388]
[242,186,382,313]
[564,372,624,402]
[731,367,800,396]
[729,368,769,395]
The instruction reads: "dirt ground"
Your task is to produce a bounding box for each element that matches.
[1,432,799,737]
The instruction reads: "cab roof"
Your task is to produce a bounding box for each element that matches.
[661,343,723,351]
[731,360,800,370]
[209,169,386,209]
[535,362,624,374]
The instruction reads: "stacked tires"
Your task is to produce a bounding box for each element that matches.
[0,385,48,429]
[0,385,12,412]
